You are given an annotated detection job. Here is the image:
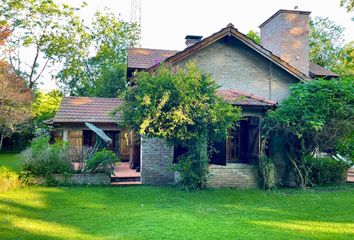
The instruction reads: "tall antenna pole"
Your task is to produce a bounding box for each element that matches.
[131,0,141,27]
[130,0,141,46]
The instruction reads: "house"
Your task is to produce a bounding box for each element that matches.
[52,9,338,187]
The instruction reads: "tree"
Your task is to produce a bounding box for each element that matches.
[246,30,260,44]
[118,62,241,189]
[0,24,11,49]
[0,62,33,150]
[309,17,345,72]
[341,0,354,11]
[32,90,62,134]
[337,41,354,76]
[263,77,354,188]
[0,0,84,89]
[55,10,140,97]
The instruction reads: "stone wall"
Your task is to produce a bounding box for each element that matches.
[141,137,175,185]
[41,174,111,185]
[207,163,259,188]
[177,38,298,103]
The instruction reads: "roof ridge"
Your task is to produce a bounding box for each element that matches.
[128,47,180,52]
[63,96,123,100]
[146,24,309,80]
[218,89,277,105]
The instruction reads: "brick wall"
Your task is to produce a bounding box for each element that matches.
[140,35,300,187]
[207,163,259,188]
[178,38,298,103]
[260,10,310,76]
[141,137,175,185]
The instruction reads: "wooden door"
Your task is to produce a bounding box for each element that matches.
[69,130,83,151]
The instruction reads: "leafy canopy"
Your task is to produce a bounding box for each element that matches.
[0,62,33,150]
[55,10,140,97]
[263,77,354,187]
[309,17,345,73]
[32,90,62,135]
[118,62,241,189]
[246,30,260,44]
[119,62,241,146]
[0,0,84,89]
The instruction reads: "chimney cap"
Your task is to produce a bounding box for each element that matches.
[259,9,311,28]
[185,35,203,40]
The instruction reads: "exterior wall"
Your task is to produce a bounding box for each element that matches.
[260,11,310,76]
[177,38,298,102]
[141,137,175,185]
[140,36,300,187]
[207,164,258,188]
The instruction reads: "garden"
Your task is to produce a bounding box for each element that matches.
[0,153,354,240]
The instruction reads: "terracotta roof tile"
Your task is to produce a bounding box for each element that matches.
[128,48,179,69]
[217,89,277,107]
[53,97,123,123]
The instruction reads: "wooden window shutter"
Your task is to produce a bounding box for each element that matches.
[247,116,260,164]
[209,139,227,166]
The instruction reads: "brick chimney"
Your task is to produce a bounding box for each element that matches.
[259,9,311,76]
[185,35,203,47]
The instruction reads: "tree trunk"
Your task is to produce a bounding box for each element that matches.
[0,133,4,151]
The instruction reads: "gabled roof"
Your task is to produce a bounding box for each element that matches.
[53,97,123,123]
[127,48,338,80]
[145,23,310,81]
[128,48,179,69]
[217,89,277,107]
[309,62,339,78]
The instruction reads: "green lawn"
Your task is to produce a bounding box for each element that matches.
[0,154,354,239]
[0,185,353,240]
[0,153,21,171]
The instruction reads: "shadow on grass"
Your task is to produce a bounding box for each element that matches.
[0,186,354,240]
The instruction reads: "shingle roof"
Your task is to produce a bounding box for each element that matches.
[128,27,338,80]
[128,48,179,69]
[309,62,339,78]
[53,97,123,123]
[217,89,277,107]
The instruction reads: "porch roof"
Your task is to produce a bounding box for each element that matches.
[53,97,123,123]
[217,89,277,107]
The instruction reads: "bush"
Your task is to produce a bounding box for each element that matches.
[174,141,209,190]
[258,156,276,189]
[305,156,352,185]
[84,149,118,174]
[0,167,20,192]
[20,136,73,182]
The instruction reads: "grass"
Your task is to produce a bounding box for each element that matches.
[0,153,21,172]
[0,185,353,240]
[0,153,354,239]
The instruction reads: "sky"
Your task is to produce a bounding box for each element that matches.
[41,0,354,91]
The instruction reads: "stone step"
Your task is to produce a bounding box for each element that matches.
[111,181,142,186]
[111,176,141,183]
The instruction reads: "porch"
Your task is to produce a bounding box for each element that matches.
[111,162,142,185]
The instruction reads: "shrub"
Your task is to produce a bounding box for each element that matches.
[174,141,209,190]
[84,149,118,174]
[258,156,276,189]
[20,136,73,181]
[0,167,20,192]
[305,156,352,185]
